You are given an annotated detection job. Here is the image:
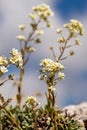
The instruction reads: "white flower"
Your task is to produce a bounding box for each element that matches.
[36,29,44,35]
[57,37,65,43]
[58,72,65,80]
[9,57,16,64]
[0,56,8,66]
[0,66,8,73]
[29,47,36,52]
[46,117,51,125]
[16,35,26,41]
[29,13,37,19]
[18,24,26,30]
[75,39,80,45]
[57,28,62,33]
[10,48,19,56]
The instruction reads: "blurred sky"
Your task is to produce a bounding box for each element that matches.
[0,0,87,107]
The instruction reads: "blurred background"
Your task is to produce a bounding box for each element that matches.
[0,0,87,107]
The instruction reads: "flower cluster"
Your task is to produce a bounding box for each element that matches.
[0,56,8,76]
[26,96,36,104]
[0,48,23,76]
[30,3,53,28]
[55,20,83,62]
[39,58,65,83]
[9,48,23,68]
[64,19,83,37]
[40,58,64,73]
[57,20,83,45]
[32,3,54,17]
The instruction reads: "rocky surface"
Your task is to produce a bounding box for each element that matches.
[63,102,87,130]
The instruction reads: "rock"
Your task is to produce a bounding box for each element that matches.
[63,102,87,129]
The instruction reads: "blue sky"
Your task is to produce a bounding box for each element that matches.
[53,0,87,21]
[0,0,87,107]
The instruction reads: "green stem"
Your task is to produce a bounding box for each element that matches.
[16,19,42,108]
[17,68,24,108]
[58,35,71,61]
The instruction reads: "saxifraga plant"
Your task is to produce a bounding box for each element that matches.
[0,3,85,130]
